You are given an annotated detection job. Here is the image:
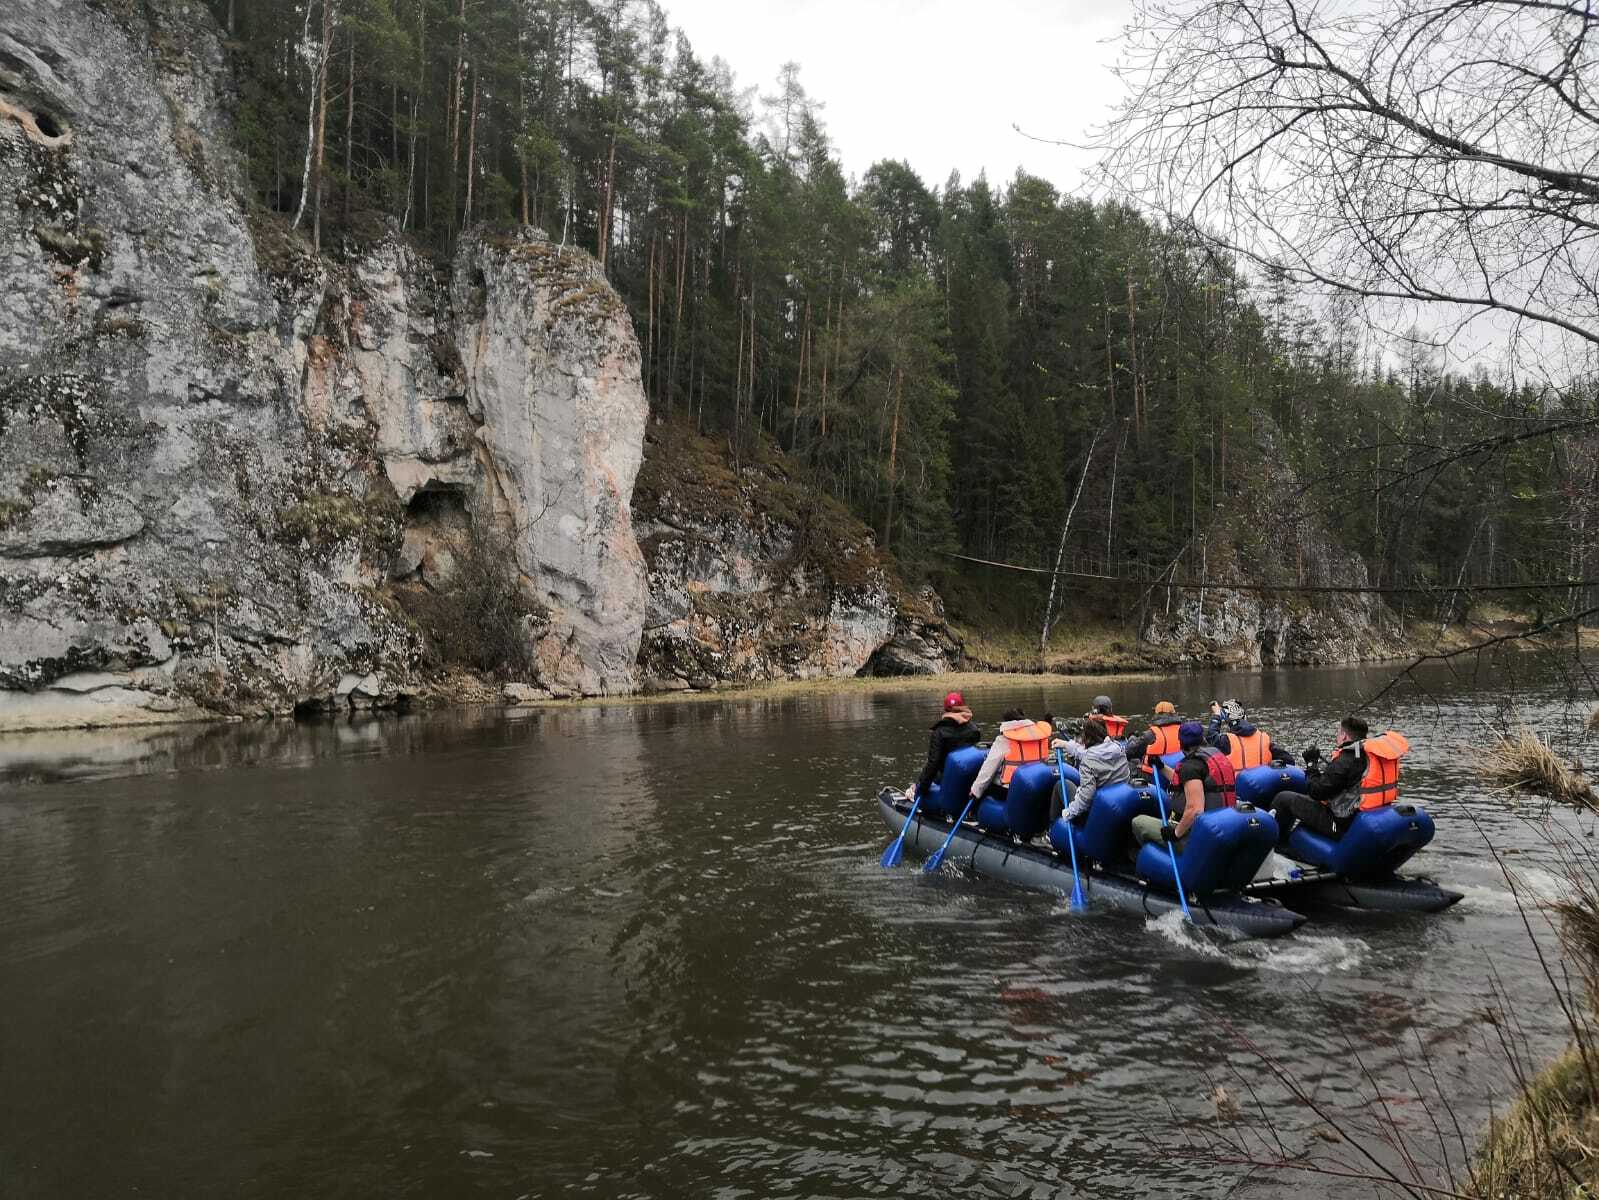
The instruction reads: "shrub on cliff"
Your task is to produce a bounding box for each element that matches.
[395,522,546,683]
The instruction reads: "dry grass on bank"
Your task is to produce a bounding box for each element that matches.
[533,667,1165,712]
[1471,866,1599,1197]
[1473,1045,1599,1198]
[1476,724,1599,809]
[952,620,1159,674]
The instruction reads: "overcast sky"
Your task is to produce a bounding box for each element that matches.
[659,0,1133,195]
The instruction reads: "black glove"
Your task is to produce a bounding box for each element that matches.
[1302,746,1321,765]
[1161,823,1179,844]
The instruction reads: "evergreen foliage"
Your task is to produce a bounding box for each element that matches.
[212,0,1597,614]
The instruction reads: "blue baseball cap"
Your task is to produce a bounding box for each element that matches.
[1178,721,1206,748]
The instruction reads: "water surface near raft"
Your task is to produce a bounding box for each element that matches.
[0,658,1593,1197]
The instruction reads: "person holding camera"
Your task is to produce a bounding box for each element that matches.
[1268,714,1372,842]
[1206,699,1294,770]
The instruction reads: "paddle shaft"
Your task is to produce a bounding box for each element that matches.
[925,795,976,872]
[1152,758,1194,921]
[1054,749,1086,910]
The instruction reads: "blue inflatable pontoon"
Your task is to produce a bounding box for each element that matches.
[1230,764,1463,913]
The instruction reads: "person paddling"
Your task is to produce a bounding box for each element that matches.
[1127,700,1183,772]
[1131,720,1237,852]
[1057,717,1131,825]
[907,691,982,799]
[1089,695,1128,739]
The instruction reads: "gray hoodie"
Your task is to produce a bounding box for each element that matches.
[1063,738,1132,822]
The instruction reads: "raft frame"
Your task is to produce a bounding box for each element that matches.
[1243,866,1464,913]
[877,790,1307,939]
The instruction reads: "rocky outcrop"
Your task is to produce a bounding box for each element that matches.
[451,235,646,695]
[632,422,957,690]
[0,2,645,730]
[1140,425,1406,666]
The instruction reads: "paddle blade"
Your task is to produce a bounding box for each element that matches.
[882,795,920,869]
[1070,883,1086,911]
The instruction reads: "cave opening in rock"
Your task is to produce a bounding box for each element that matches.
[32,110,64,139]
[1259,628,1280,664]
[406,485,467,523]
[399,485,472,586]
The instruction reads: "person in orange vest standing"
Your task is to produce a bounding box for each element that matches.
[1089,695,1128,739]
[1268,715,1410,843]
[1126,700,1184,772]
[969,708,1055,804]
[1207,699,1294,770]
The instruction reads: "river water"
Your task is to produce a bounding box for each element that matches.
[2,659,1595,1197]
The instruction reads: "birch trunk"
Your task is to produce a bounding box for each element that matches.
[1040,427,1104,655]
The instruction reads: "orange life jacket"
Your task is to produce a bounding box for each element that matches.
[1000,721,1054,785]
[1100,713,1129,738]
[1355,731,1409,810]
[1146,718,1183,760]
[1192,745,1238,810]
[1226,728,1272,771]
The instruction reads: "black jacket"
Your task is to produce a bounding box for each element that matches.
[1307,745,1365,811]
[915,714,983,796]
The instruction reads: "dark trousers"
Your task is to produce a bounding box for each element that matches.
[1270,790,1337,842]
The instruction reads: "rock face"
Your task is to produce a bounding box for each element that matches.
[0,2,646,730]
[451,236,646,695]
[631,423,957,690]
[1140,426,1405,666]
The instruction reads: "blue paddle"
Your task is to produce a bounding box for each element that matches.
[923,794,976,873]
[1151,758,1193,922]
[1054,749,1086,911]
[880,789,923,868]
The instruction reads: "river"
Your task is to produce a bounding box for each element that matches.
[1,659,1594,1197]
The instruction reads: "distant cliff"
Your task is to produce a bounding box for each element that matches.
[1139,424,1406,667]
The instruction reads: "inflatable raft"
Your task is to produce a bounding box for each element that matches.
[1231,765,1464,914]
[880,746,1307,939]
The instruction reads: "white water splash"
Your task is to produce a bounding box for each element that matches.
[1234,933,1368,973]
[1145,909,1232,959]
[1451,865,1572,913]
[1145,908,1368,972]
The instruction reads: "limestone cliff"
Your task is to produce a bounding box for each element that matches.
[0,1,646,730]
[1139,424,1406,666]
[631,423,957,690]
